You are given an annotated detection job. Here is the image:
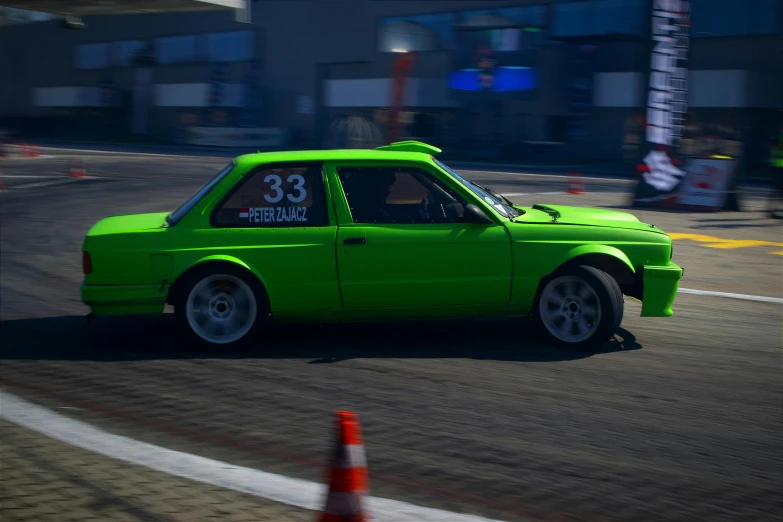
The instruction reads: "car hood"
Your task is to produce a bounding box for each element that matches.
[86,212,169,237]
[515,204,666,233]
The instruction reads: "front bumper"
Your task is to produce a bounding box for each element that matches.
[81,283,167,315]
[639,262,683,317]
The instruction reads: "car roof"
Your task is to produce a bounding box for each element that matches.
[234,141,442,168]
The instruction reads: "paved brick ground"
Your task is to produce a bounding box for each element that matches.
[1,153,781,522]
[0,420,314,522]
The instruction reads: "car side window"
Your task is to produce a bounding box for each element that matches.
[212,163,327,227]
[336,166,466,224]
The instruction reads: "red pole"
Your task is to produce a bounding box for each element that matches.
[388,52,415,144]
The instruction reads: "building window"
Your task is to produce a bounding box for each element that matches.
[457,5,546,52]
[460,5,545,28]
[378,13,455,53]
[154,35,198,64]
[110,40,146,67]
[552,0,646,38]
[205,30,254,62]
[75,43,109,69]
[691,0,782,37]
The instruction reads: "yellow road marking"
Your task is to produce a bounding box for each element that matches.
[669,233,783,255]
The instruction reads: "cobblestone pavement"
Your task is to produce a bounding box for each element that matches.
[0,420,314,522]
[1,154,781,522]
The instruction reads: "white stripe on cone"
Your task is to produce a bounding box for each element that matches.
[335,444,367,469]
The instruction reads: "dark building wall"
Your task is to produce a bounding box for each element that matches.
[690,36,783,71]
[0,0,780,156]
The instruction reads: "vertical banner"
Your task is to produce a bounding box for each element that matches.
[131,67,152,135]
[101,70,117,108]
[476,44,498,91]
[567,44,599,142]
[632,0,691,207]
[388,52,415,143]
[206,63,228,126]
[240,61,262,128]
[100,70,118,136]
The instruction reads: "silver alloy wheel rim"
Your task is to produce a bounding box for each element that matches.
[185,274,257,345]
[539,275,602,343]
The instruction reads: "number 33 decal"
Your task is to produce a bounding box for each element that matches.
[263,174,306,204]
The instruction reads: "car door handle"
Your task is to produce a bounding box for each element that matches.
[343,237,367,245]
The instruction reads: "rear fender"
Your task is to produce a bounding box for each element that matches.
[167,254,270,306]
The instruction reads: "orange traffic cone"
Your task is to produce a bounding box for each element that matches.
[567,171,585,195]
[317,411,372,522]
[22,143,38,158]
[69,159,87,178]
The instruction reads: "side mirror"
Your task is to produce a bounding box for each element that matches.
[463,204,493,224]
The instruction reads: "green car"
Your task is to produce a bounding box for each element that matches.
[81,141,682,351]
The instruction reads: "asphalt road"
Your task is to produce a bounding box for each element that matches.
[1,151,781,522]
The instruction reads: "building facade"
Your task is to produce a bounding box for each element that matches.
[0,0,781,169]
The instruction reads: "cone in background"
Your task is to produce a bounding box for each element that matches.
[22,143,38,158]
[70,159,87,178]
[317,411,372,522]
[22,143,39,158]
[567,171,585,195]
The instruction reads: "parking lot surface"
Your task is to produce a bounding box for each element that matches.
[1,150,781,522]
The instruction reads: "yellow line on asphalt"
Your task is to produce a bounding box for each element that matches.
[669,233,783,256]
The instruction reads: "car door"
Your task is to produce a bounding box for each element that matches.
[329,163,512,309]
[206,162,341,313]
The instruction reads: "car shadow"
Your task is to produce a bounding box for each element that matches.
[0,315,641,363]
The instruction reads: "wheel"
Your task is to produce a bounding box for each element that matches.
[175,266,266,347]
[534,265,623,351]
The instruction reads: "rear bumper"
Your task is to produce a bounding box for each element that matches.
[81,283,166,315]
[639,262,683,317]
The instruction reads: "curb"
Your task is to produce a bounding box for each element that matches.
[447,161,774,184]
[14,141,776,186]
[446,161,635,179]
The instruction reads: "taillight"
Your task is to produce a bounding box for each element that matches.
[82,251,92,274]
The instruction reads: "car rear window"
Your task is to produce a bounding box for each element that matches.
[212,163,328,228]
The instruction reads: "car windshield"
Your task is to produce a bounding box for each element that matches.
[434,159,522,218]
[166,161,235,226]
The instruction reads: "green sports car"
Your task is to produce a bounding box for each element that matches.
[81,141,683,351]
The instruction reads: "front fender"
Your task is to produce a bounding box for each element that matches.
[562,244,635,274]
[510,242,637,316]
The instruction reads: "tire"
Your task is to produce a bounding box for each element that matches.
[174,265,268,348]
[534,265,623,351]
[594,267,624,334]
